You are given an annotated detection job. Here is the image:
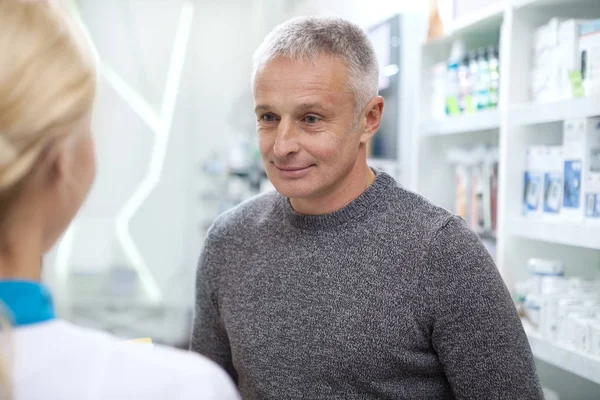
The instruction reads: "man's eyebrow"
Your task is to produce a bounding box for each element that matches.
[300,102,327,110]
[300,102,329,111]
[254,104,271,113]
[254,103,329,113]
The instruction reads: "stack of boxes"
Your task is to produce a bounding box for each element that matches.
[523,117,600,224]
[531,18,600,102]
[580,20,600,98]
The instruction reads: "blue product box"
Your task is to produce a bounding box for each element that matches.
[524,172,542,213]
[544,173,563,213]
[563,160,582,209]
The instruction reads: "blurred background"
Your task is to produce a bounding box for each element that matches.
[41,1,600,398]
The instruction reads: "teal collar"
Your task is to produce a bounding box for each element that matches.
[0,280,55,327]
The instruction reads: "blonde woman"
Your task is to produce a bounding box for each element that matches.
[0,1,239,399]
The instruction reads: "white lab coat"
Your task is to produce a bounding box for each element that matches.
[14,319,239,400]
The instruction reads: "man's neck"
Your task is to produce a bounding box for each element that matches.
[290,162,376,216]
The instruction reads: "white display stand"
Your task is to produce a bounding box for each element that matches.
[414,0,600,385]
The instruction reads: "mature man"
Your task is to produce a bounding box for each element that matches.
[191,16,543,399]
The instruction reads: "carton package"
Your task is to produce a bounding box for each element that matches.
[579,19,600,96]
[523,146,545,216]
[585,123,600,224]
[543,146,563,219]
[532,19,563,102]
[562,117,600,221]
[558,19,591,99]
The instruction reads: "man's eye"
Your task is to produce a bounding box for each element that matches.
[261,114,277,122]
[303,115,321,124]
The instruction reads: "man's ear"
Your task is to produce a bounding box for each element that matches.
[359,96,384,144]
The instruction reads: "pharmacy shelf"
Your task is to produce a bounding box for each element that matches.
[513,0,600,10]
[506,217,600,250]
[524,325,600,385]
[450,2,505,36]
[508,96,600,127]
[425,2,504,47]
[421,109,501,136]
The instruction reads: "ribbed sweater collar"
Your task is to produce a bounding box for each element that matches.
[280,169,393,230]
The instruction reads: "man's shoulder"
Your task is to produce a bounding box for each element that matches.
[208,190,281,239]
[382,181,455,234]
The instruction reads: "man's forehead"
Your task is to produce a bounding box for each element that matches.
[255,56,347,89]
[254,62,349,111]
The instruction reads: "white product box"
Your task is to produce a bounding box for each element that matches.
[586,174,600,223]
[579,19,600,96]
[562,118,600,222]
[523,146,546,216]
[559,19,591,99]
[533,19,563,102]
[543,146,563,219]
[534,19,563,66]
[590,319,600,356]
[585,125,600,224]
[531,67,559,103]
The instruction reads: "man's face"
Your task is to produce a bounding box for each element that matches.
[254,55,365,201]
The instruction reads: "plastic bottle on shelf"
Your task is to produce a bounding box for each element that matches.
[457,54,471,114]
[488,45,500,109]
[466,50,479,113]
[431,62,447,120]
[556,298,592,345]
[445,40,465,116]
[476,47,490,110]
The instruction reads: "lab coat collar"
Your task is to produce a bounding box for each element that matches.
[0,280,55,327]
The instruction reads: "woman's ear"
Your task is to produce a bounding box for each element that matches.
[359,96,384,144]
[37,141,67,187]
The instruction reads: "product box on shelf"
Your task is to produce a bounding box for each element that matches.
[523,146,545,216]
[585,125,600,224]
[534,18,562,67]
[543,146,563,219]
[586,174,600,223]
[559,19,592,99]
[532,19,563,102]
[562,117,600,221]
[579,19,600,97]
[591,319,600,357]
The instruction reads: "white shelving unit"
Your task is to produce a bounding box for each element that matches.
[421,109,501,136]
[513,0,595,9]
[525,324,600,386]
[506,218,600,250]
[509,95,600,126]
[431,1,505,46]
[414,0,600,390]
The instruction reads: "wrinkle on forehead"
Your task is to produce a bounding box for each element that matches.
[253,56,351,110]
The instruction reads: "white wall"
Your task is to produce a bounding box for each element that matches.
[287,0,427,28]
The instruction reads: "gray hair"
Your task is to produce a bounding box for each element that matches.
[251,16,379,113]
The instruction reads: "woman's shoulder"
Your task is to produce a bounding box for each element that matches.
[15,319,239,400]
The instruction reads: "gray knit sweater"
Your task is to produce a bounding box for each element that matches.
[191,170,543,400]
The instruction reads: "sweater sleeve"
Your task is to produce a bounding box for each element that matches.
[190,233,237,383]
[426,216,543,400]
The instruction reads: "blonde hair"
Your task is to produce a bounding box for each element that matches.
[0,1,96,398]
[0,0,97,194]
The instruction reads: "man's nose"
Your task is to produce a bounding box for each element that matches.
[273,118,300,158]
